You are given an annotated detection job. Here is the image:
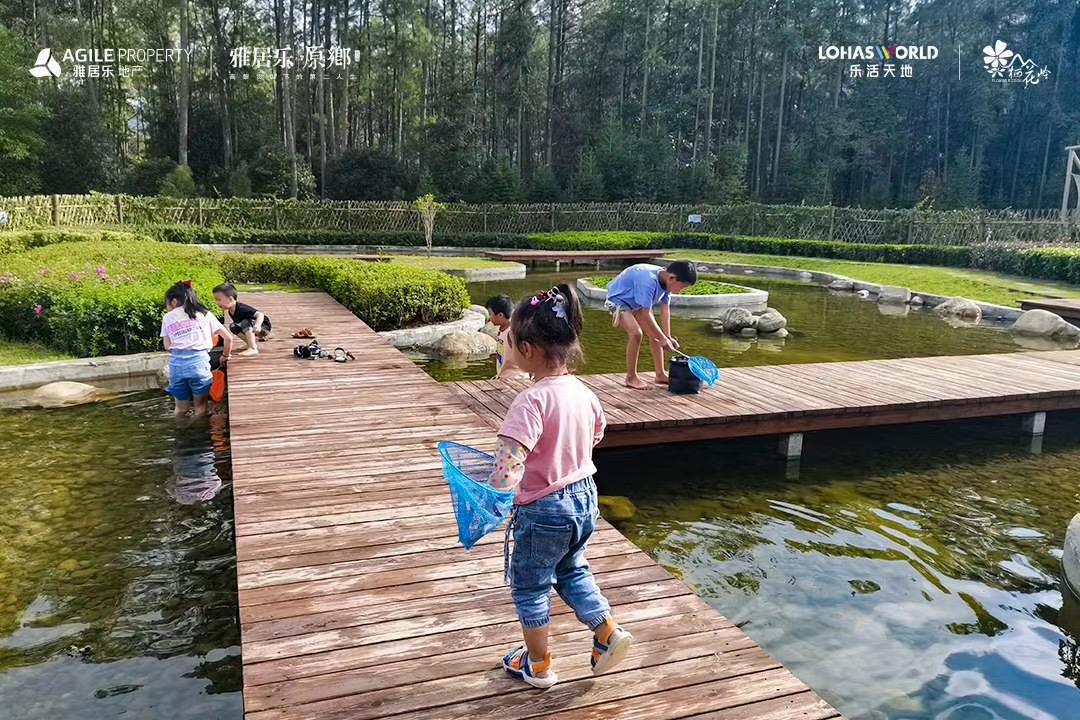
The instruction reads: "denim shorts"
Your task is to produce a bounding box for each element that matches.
[507,476,611,629]
[167,349,213,401]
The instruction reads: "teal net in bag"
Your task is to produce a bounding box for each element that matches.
[438,440,515,549]
[687,355,719,387]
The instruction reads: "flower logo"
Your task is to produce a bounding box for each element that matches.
[983,40,1014,77]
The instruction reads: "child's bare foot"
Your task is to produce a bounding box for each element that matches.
[625,375,649,389]
[238,348,258,356]
[654,373,669,385]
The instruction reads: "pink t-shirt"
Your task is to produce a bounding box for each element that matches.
[497,375,606,505]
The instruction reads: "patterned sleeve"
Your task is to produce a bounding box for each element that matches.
[490,436,527,490]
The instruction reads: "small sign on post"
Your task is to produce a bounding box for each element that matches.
[687,214,702,225]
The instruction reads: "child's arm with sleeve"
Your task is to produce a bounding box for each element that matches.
[491,437,528,490]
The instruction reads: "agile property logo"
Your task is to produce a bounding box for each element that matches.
[818,45,939,61]
[29,48,62,78]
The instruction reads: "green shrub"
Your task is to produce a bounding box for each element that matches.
[0,240,223,356]
[529,232,660,250]
[147,224,531,249]
[219,254,469,331]
[655,234,974,267]
[160,165,198,198]
[0,228,150,256]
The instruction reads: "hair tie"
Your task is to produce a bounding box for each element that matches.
[181,280,192,287]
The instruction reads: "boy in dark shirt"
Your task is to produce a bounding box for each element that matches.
[212,283,271,356]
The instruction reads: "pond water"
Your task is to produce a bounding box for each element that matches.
[598,413,1080,720]
[418,270,1023,381]
[0,393,241,719]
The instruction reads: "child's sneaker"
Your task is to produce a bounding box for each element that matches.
[591,617,632,675]
[502,646,558,689]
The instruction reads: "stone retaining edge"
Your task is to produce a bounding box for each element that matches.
[377,309,487,348]
[576,277,769,311]
[0,352,167,392]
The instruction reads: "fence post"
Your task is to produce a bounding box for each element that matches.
[273,200,282,230]
[907,211,915,244]
[115,195,124,225]
[827,206,835,242]
[482,206,488,233]
[750,207,756,236]
[197,198,204,225]
[50,194,59,225]
[979,210,988,243]
[614,206,620,231]
[550,202,556,233]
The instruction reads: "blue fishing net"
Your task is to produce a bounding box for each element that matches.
[687,356,720,387]
[438,440,515,549]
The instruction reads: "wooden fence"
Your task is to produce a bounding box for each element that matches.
[1,194,1078,245]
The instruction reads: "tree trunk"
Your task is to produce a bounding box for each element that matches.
[754,60,765,197]
[178,0,189,167]
[639,3,651,138]
[318,0,328,194]
[771,45,789,191]
[704,0,719,160]
[690,8,704,167]
[544,0,557,165]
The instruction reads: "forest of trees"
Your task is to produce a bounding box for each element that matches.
[1,0,1079,209]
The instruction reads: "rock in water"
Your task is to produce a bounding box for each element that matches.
[30,381,111,408]
[755,308,788,333]
[431,330,498,357]
[1009,309,1080,345]
[739,327,758,338]
[760,327,789,339]
[598,495,638,521]
[934,296,982,322]
[876,285,911,305]
[720,307,755,333]
[480,322,500,339]
[1065,514,1080,601]
[828,279,854,291]
[856,289,871,299]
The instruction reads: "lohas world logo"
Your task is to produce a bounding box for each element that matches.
[818,45,939,61]
[29,48,62,78]
[982,40,1050,87]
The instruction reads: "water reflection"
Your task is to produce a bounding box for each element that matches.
[0,393,241,719]
[602,412,1080,720]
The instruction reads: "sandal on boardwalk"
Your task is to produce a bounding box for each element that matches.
[502,646,558,689]
[291,327,314,338]
[591,620,632,675]
[332,347,355,363]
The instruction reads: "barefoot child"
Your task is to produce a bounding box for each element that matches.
[604,260,697,388]
[162,281,235,417]
[485,294,529,380]
[213,283,271,356]
[491,284,631,688]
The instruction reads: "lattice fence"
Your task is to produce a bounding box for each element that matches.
[1,194,1078,246]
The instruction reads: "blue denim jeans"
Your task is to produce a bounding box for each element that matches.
[509,476,611,630]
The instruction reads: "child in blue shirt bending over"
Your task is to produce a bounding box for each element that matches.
[604,260,697,389]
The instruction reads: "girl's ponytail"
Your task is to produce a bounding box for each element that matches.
[165,280,210,319]
[554,283,583,338]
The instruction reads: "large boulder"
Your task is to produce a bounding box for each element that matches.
[828,279,854,291]
[1065,514,1080,605]
[480,322,500,339]
[30,381,111,408]
[755,308,788,333]
[598,495,638,521]
[1009,309,1080,345]
[432,331,498,358]
[877,285,911,305]
[720,307,755,333]
[935,296,982,322]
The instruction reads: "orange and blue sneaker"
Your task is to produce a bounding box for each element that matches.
[591,617,633,675]
[502,646,558,689]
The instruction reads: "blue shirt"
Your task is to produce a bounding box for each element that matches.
[605,264,669,310]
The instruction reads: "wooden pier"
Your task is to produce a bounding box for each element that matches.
[452,351,1080,450]
[484,248,660,271]
[226,292,842,720]
[1019,298,1080,323]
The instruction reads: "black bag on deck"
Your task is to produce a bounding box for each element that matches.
[668,356,701,394]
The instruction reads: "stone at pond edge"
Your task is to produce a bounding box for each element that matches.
[720,307,755,333]
[876,285,911,305]
[1009,309,1080,345]
[910,295,924,306]
[480,322,500,339]
[739,327,758,338]
[760,327,789,339]
[856,289,871,299]
[755,307,787,333]
[431,331,498,357]
[934,296,982,322]
[598,495,638,521]
[828,279,854,291]
[30,381,112,408]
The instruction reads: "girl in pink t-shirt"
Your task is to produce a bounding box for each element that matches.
[492,283,632,689]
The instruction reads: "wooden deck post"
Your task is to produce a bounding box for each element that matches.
[778,432,803,460]
[1022,411,1046,436]
[785,459,801,481]
[555,260,561,272]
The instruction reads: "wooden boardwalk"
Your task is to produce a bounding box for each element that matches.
[452,351,1080,448]
[484,248,659,271]
[226,292,842,720]
[1020,298,1080,323]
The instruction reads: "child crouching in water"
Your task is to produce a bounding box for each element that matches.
[161,281,235,418]
[492,283,632,688]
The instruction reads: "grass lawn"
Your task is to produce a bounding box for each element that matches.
[386,255,518,270]
[589,275,750,295]
[0,340,73,366]
[662,250,1080,308]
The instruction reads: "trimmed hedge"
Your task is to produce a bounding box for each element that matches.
[0,229,150,256]
[147,224,531,249]
[589,275,751,295]
[0,241,225,357]
[0,238,469,357]
[219,254,470,331]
